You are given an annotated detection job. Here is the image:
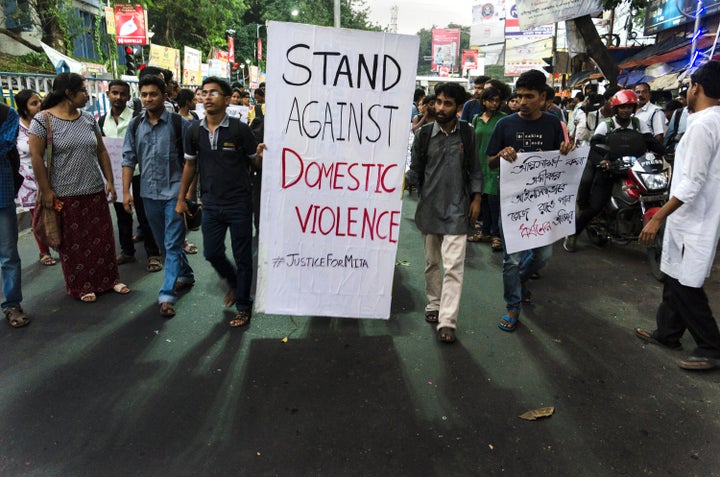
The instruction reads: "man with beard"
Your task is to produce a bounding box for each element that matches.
[406,82,483,344]
[486,69,573,332]
[636,61,720,370]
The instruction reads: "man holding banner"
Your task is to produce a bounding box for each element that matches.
[486,70,574,333]
[176,77,264,328]
[407,83,483,344]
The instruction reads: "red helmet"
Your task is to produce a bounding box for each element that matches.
[610,89,638,108]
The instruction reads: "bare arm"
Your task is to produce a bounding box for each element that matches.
[638,196,683,246]
[175,160,197,215]
[28,132,56,209]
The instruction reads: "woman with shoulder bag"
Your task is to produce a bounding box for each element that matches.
[28,72,130,303]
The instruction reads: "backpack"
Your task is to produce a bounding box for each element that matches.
[188,115,247,169]
[602,116,647,159]
[98,105,141,136]
[0,104,23,196]
[129,112,185,168]
[412,120,476,189]
[250,104,264,141]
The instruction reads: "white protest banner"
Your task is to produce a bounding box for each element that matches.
[227,104,249,124]
[500,147,589,254]
[256,21,419,319]
[102,137,126,202]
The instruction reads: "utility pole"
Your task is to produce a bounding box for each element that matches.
[334,0,341,28]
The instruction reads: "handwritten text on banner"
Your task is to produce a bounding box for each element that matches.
[500,147,589,254]
[255,22,419,319]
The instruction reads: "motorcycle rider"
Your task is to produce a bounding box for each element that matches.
[564,89,663,252]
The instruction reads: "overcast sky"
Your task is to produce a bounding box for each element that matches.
[365,0,475,35]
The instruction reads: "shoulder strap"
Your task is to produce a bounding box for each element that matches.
[171,113,184,166]
[98,114,107,136]
[0,103,7,123]
[130,112,143,140]
[228,116,243,150]
[604,117,614,132]
[132,98,142,116]
[631,116,640,131]
[458,120,475,174]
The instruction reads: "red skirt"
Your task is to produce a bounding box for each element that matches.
[57,191,120,299]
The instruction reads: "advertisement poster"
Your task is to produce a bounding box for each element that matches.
[148,44,181,82]
[256,21,419,319]
[515,0,602,31]
[114,4,147,45]
[431,28,460,74]
[183,46,202,85]
[470,0,506,47]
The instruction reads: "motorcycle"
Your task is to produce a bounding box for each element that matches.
[585,147,671,281]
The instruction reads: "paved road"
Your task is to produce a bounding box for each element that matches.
[1,198,719,476]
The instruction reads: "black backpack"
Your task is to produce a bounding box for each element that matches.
[411,121,476,189]
[250,104,264,141]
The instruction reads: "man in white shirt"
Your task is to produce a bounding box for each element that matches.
[633,82,666,141]
[635,61,720,371]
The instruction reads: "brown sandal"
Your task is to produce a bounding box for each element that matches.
[39,253,57,266]
[229,310,251,327]
[160,302,176,318]
[147,257,163,273]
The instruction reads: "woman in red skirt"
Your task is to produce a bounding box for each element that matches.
[28,72,130,302]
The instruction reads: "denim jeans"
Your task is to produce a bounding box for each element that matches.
[502,245,553,314]
[202,206,253,312]
[143,198,194,304]
[0,205,22,310]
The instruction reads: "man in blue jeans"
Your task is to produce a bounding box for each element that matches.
[123,75,194,318]
[176,77,264,328]
[486,70,573,332]
[0,103,29,328]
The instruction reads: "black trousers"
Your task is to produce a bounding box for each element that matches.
[113,175,160,258]
[655,276,720,358]
[575,170,613,235]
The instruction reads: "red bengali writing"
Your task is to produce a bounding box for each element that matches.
[282,147,397,193]
[295,204,400,243]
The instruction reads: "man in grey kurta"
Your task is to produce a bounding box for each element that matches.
[406,82,483,344]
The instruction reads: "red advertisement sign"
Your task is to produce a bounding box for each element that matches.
[227,36,235,62]
[257,38,263,61]
[115,5,147,45]
[431,28,460,73]
[461,49,479,70]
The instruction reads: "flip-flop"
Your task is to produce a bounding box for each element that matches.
[498,314,519,332]
[425,310,439,323]
[147,257,163,273]
[438,327,456,343]
[634,327,682,350]
[678,356,719,371]
[80,293,97,303]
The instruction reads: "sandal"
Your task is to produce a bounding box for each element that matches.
[678,356,719,370]
[80,293,97,303]
[467,231,490,243]
[438,327,456,343]
[224,289,236,307]
[425,310,439,323]
[184,240,198,254]
[634,327,682,350]
[174,280,195,293]
[5,306,30,328]
[160,302,176,318]
[116,254,137,265]
[229,310,251,328]
[491,237,503,251]
[147,257,163,273]
[39,253,57,266]
[498,314,519,332]
[522,291,533,305]
[112,283,130,294]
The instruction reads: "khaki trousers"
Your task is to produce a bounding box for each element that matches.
[423,233,467,330]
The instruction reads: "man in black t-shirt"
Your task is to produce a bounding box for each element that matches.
[486,69,574,333]
[176,77,265,328]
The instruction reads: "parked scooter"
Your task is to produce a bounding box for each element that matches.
[586,144,671,281]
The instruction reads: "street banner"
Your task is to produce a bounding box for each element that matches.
[504,36,553,76]
[104,7,116,35]
[505,0,554,37]
[227,36,235,62]
[101,137,125,203]
[461,49,479,76]
[470,0,505,47]
[148,44,181,82]
[182,46,202,85]
[256,21,419,319]
[500,147,588,254]
[515,0,602,31]
[114,5,147,45]
[431,28,460,74]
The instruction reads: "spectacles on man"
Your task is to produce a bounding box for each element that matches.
[199,90,223,98]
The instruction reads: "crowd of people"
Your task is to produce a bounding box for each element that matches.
[0,67,265,329]
[407,63,720,372]
[1,60,719,371]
